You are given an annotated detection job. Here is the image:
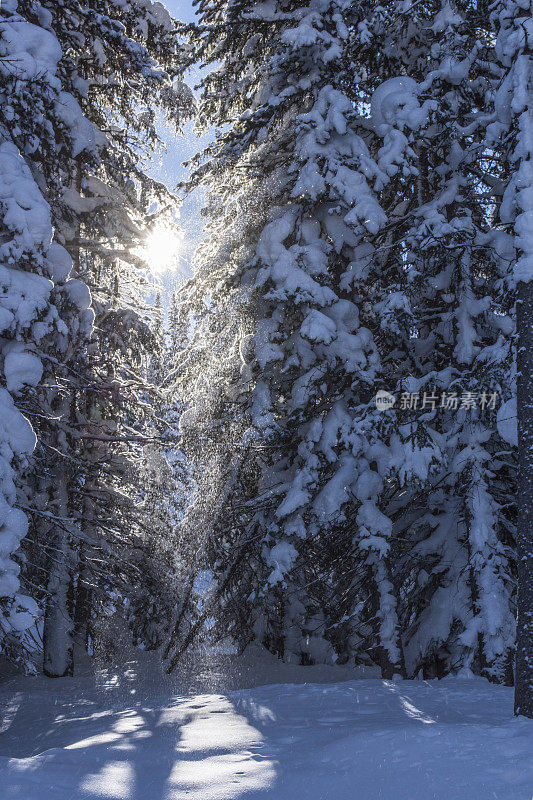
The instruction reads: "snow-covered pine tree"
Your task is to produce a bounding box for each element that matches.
[316,0,515,684]
[0,0,194,674]
[41,0,194,672]
[0,0,98,670]
[126,289,197,652]
[346,0,516,682]
[168,0,420,675]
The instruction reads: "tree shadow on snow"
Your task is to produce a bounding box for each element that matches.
[0,660,278,800]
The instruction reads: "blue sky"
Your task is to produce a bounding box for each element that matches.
[145,0,208,282]
[163,0,197,23]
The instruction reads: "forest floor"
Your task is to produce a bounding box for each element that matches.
[0,647,532,800]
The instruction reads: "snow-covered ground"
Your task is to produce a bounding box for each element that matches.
[0,649,531,800]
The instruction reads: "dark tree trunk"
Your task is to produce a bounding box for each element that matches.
[73,556,92,653]
[43,471,75,678]
[515,279,533,717]
[43,545,75,678]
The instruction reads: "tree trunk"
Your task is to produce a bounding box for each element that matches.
[73,552,92,653]
[43,471,74,677]
[43,545,75,677]
[515,278,533,716]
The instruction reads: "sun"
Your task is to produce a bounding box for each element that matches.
[140,225,184,274]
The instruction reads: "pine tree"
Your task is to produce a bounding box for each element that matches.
[0,0,95,670]
[127,289,197,652]
[169,0,415,674]
[43,0,193,672]
[0,0,193,673]
[361,0,516,682]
